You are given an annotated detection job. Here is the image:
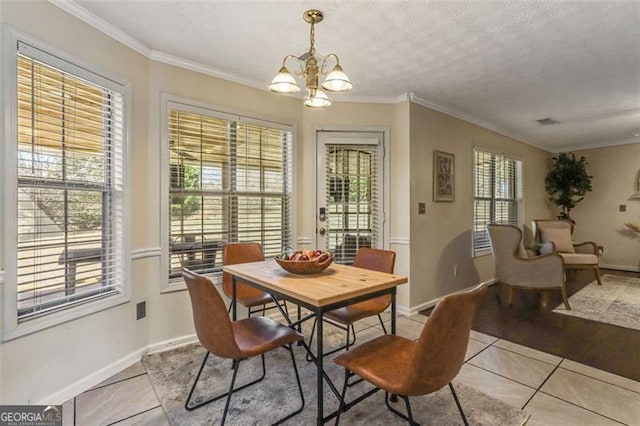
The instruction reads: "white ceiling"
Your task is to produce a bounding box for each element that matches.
[53,0,640,152]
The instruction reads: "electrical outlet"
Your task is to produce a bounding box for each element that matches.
[619,204,627,212]
[453,265,459,276]
[136,301,146,320]
[418,202,426,214]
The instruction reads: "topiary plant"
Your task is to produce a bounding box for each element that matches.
[545,152,593,222]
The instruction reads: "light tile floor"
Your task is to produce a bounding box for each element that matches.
[63,313,640,425]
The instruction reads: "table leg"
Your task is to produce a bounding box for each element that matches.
[391,288,397,335]
[317,311,324,426]
[232,276,237,321]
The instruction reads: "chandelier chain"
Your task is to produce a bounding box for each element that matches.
[309,21,316,55]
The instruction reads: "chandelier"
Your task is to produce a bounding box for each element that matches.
[269,9,353,108]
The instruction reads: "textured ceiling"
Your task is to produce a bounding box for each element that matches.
[57,0,640,152]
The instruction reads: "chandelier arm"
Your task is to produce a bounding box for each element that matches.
[319,53,340,76]
[281,54,304,75]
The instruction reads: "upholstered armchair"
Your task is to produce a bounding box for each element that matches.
[532,219,602,285]
[487,224,570,309]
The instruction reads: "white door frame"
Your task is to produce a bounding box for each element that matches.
[314,125,390,250]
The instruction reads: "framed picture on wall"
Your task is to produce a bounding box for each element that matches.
[433,150,454,202]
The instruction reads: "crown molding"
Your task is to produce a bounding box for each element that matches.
[148,50,268,92]
[551,136,640,153]
[407,93,551,152]
[48,0,151,57]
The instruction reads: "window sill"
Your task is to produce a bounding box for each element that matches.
[3,291,130,342]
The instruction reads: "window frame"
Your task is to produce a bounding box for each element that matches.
[472,146,523,257]
[159,95,296,292]
[1,27,132,340]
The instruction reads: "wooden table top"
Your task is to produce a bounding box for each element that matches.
[223,259,408,307]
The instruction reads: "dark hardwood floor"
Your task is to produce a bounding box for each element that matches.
[420,269,640,382]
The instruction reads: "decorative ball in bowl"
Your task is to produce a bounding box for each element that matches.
[275,250,334,275]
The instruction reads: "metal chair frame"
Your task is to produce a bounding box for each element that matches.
[185,344,305,425]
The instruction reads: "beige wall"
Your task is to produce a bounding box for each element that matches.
[569,143,640,270]
[408,103,551,307]
[1,0,150,404]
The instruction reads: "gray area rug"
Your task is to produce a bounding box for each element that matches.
[143,338,529,425]
[553,274,640,331]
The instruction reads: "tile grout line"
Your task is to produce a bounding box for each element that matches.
[464,363,538,391]
[535,390,629,425]
[492,341,563,367]
[104,404,163,426]
[556,365,640,396]
[521,359,562,410]
[86,373,148,392]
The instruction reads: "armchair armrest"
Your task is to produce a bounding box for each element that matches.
[573,241,597,255]
[499,253,565,288]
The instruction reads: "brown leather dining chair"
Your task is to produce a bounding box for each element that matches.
[333,283,488,425]
[223,242,288,317]
[182,269,305,425]
[307,247,396,358]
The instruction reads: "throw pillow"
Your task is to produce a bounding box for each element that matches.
[541,227,575,253]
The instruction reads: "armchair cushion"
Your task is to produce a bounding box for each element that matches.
[558,253,598,265]
[541,227,575,253]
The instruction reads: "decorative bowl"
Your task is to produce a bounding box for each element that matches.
[274,252,335,275]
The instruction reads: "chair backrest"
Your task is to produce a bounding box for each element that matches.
[183,269,242,359]
[353,247,396,274]
[532,219,574,242]
[222,243,266,299]
[406,283,488,394]
[487,224,527,268]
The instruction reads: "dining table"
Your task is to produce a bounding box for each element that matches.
[222,259,408,425]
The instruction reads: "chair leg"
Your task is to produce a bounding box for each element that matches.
[220,360,240,426]
[273,344,306,425]
[506,286,514,306]
[306,317,317,362]
[594,266,603,285]
[307,317,357,362]
[378,313,388,334]
[185,352,266,411]
[561,285,571,310]
[335,368,350,426]
[449,382,469,426]
[384,392,418,425]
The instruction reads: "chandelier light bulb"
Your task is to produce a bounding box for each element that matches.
[269,66,300,94]
[304,89,331,108]
[321,64,353,92]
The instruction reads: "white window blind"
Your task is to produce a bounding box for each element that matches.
[325,144,380,264]
[473,148,523,255]
[168,107,293,279]
[16,42,126,321]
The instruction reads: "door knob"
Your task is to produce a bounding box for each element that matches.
[318,227,326,236]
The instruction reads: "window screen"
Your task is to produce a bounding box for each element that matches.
[168,106,293,279]
[16,42,126,321]
[473,148,523,255]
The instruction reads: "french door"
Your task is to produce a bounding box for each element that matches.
[316,131,384,264]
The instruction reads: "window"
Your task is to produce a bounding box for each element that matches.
[3,38,129,338]
[473,147,523,255]
[165,102,293,284]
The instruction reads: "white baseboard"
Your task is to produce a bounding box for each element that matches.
[40,333,198,405]
[39,347,147,405]
[600,264,640,272]
[147,333,198,354]
[406,279,498,316]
